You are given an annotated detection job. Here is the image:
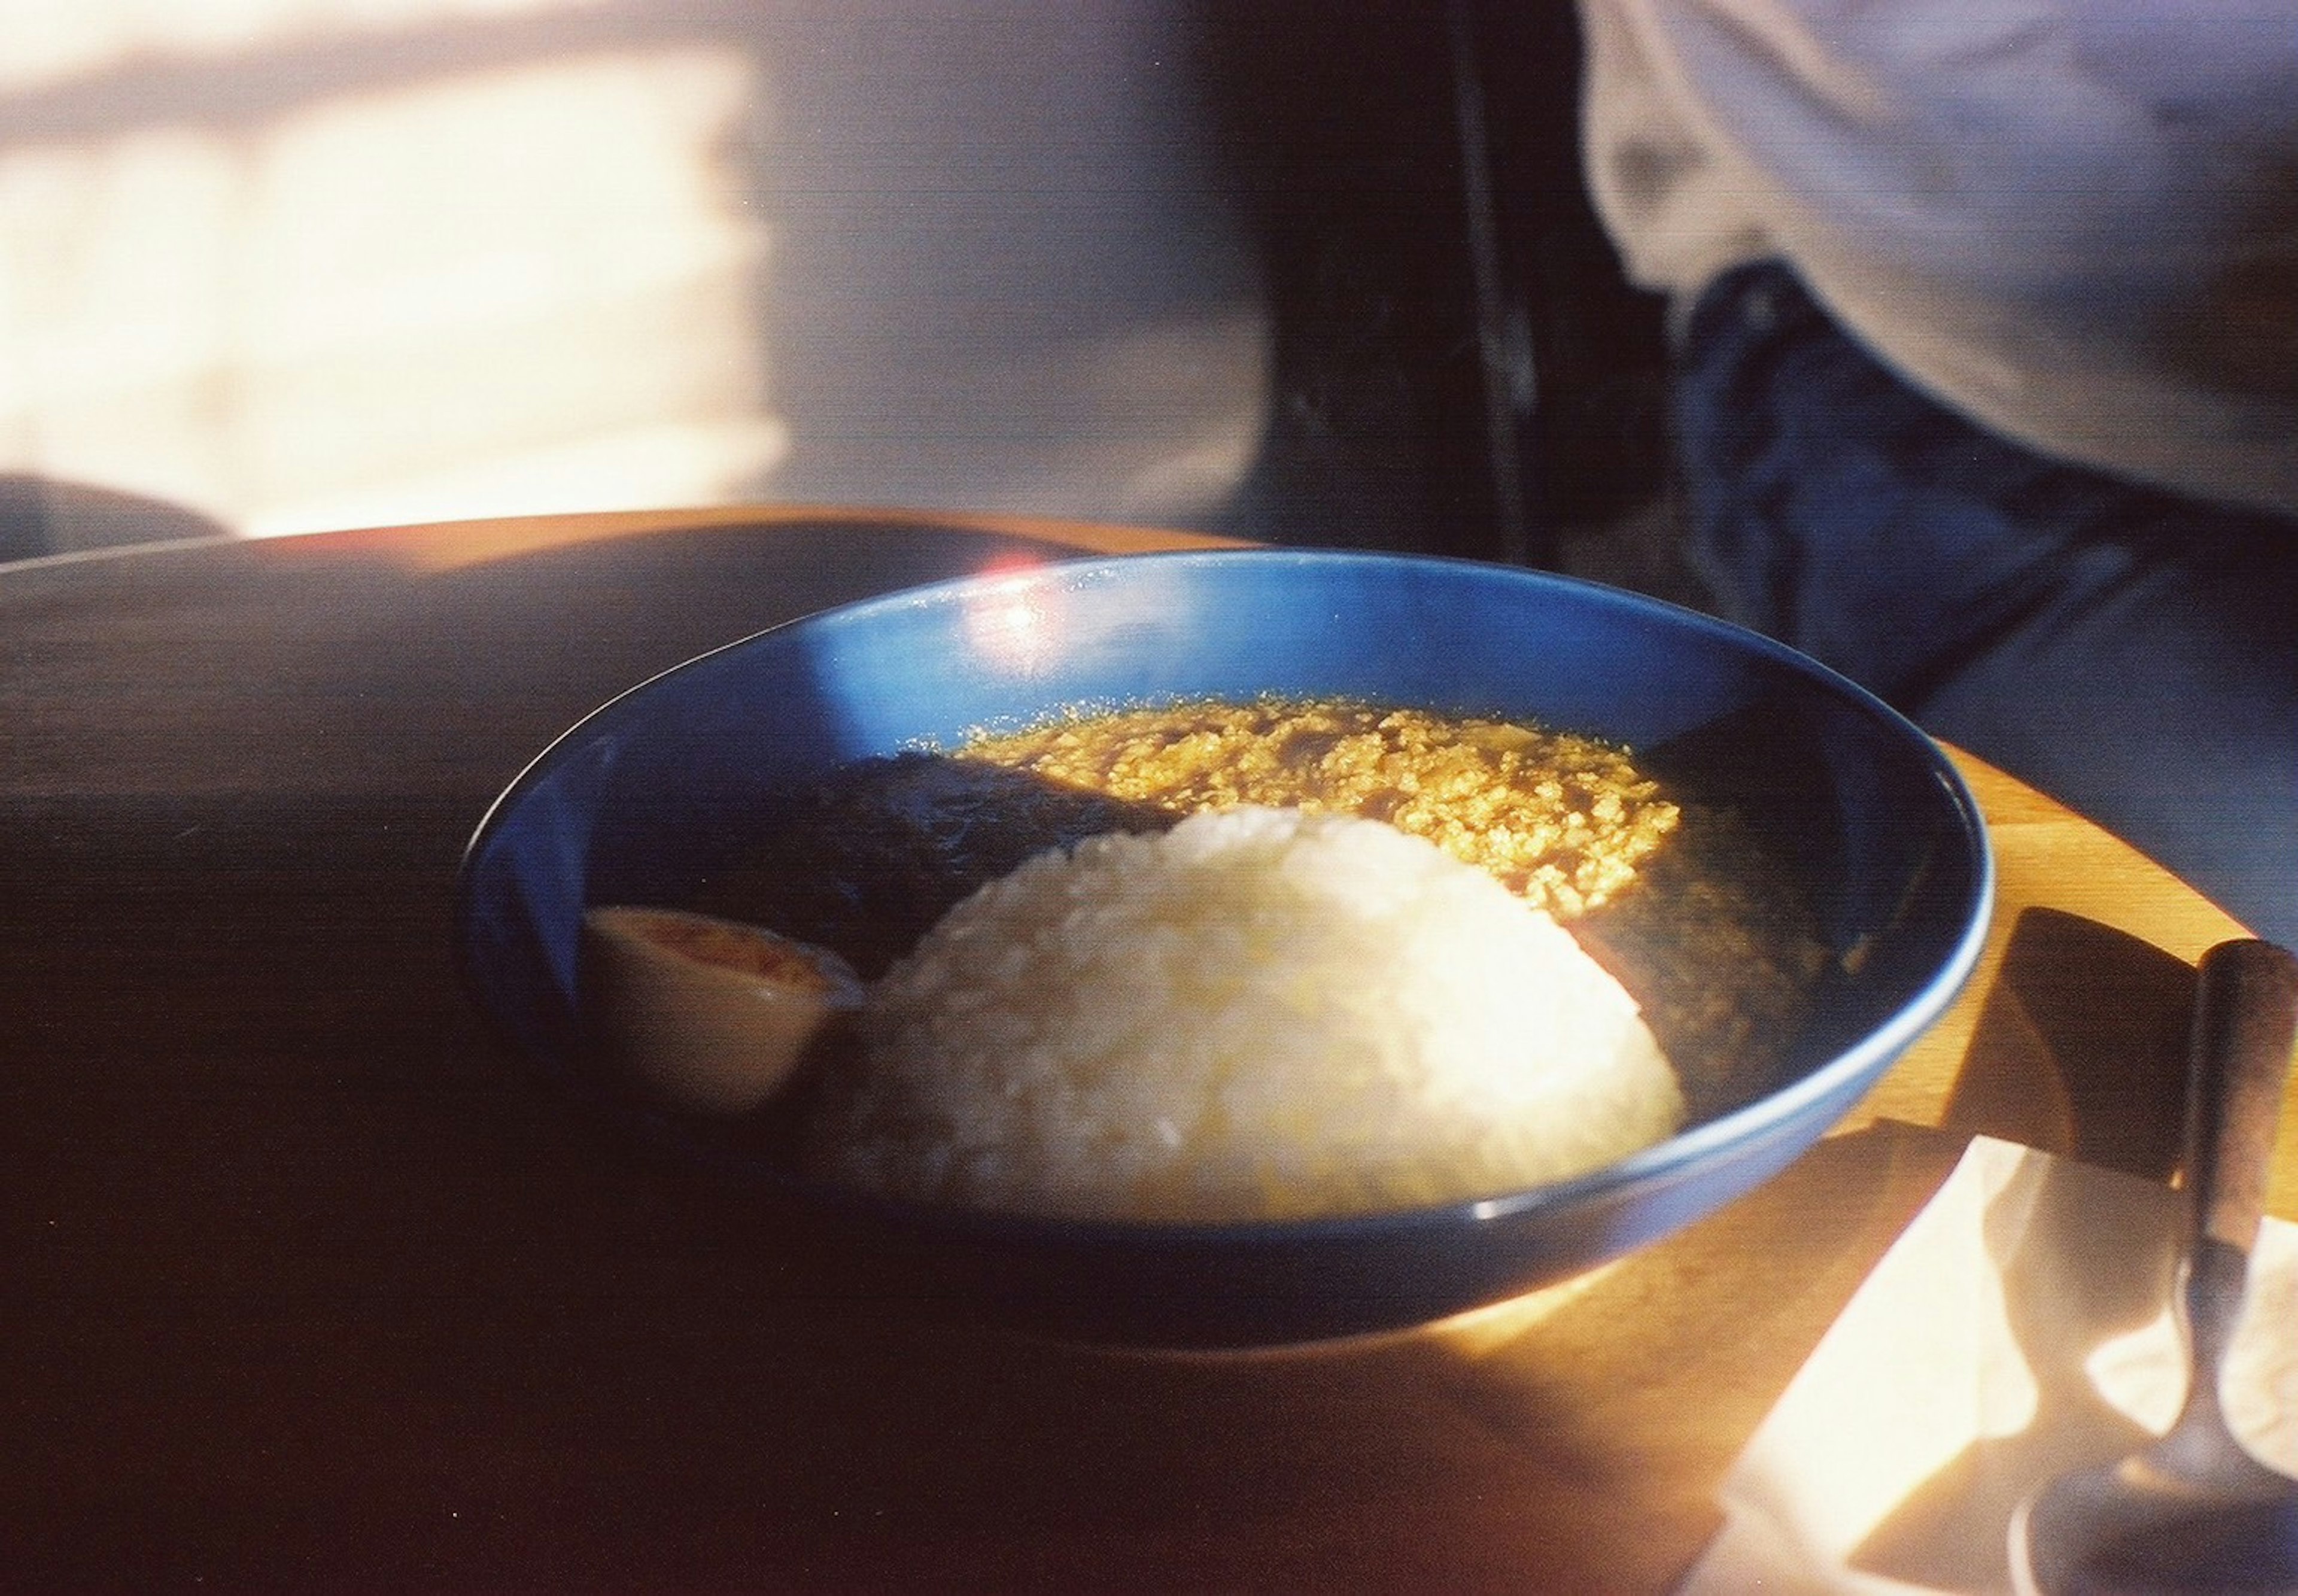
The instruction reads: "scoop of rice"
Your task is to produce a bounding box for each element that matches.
[800,805,1684,1223]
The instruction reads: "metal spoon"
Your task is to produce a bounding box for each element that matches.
[2010,938,2298,1595]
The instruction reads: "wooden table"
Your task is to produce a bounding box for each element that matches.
[2,508,2284,1591]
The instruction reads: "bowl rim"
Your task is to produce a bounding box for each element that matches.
[454,545,1996,1247]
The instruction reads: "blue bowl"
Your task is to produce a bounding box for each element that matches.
[456,549,1992,1346]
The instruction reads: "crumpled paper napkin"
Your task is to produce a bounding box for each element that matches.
[1680,1135,2298,1594]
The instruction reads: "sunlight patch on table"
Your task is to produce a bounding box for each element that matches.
[1430,1259,1627,1358]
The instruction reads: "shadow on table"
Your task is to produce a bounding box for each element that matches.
[0,474,230,563]
[1943,906,2196,1181]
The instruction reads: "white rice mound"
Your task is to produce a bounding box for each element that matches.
[801,805,1685,1224]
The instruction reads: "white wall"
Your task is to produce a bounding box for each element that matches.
[0,0,1266,547]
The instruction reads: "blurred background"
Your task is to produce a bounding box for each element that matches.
[0,0,1674,582]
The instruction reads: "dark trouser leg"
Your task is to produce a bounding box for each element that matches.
[1673,262,2298,946]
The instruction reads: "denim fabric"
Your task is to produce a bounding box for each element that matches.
[1673,261,2297,947]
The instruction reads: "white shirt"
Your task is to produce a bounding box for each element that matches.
[1578,0,2298,518]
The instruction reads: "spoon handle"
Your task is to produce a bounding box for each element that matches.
[2185,939,2298,1257]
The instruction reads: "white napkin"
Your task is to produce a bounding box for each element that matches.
[1681,1135,2298,1595]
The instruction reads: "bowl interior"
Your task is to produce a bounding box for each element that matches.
[457,549,1991,1344]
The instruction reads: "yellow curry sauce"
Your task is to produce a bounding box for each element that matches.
[965,700,1679,920]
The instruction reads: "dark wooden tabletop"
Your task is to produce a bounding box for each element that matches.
[1,508,2276,1591]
